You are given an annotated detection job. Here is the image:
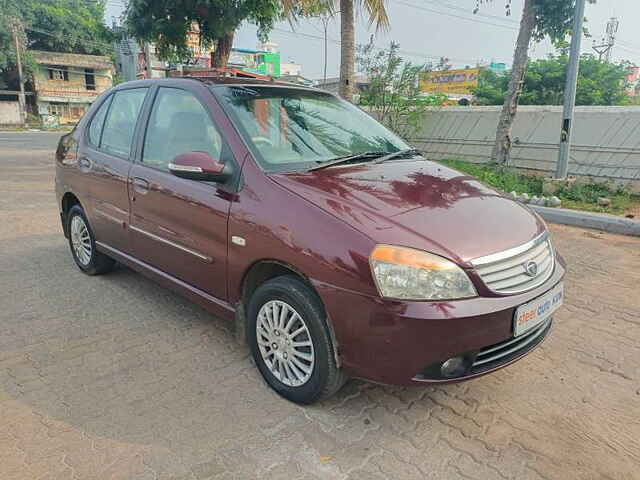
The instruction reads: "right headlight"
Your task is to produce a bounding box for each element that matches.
[369,245,477,301]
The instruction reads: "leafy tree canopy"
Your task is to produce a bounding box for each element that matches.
[475,0,596,42]
[472,54,631,106]
[126,0,284,63]
[0,0,113,87]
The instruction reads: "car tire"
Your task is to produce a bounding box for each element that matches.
[66,205,115,275]
[247,275,347,404]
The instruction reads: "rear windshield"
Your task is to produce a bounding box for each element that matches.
[212,86,409,173]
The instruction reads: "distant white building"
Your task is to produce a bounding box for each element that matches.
[281,62,302,76]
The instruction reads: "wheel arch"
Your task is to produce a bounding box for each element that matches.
[61,192,82,238]
[235,259,341,367]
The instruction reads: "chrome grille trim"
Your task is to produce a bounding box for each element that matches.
[471,232,555,294]
[473,318,551,368]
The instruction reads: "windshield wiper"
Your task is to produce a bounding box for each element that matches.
[373,148,421,164]
[308,151,387,171]
[307,148,421,172]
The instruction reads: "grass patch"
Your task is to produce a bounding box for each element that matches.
[437,158,640,216]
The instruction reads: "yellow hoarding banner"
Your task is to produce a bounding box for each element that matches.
[419,68,480,95]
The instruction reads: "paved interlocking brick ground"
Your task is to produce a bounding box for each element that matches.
[1,131,639,479]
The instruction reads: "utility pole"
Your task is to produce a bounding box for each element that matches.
[321,15,329,85]
[144,42,152,78]
[592,17,619,62]
[12,21,26,125]
[555,0,586,180]
[319,12,338,86]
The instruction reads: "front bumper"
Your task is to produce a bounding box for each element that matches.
[314,257,566,386]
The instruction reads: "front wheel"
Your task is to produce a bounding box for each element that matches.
[66,205,115,275]
[247,275,347,404]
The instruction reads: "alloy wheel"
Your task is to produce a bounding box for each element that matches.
[256,300,315,387]
[70,215,92,266]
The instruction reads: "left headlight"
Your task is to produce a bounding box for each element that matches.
[369,245,477,301]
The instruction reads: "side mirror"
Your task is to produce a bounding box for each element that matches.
[168,151,232,182]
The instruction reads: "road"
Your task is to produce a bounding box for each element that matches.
[1,131,639,479]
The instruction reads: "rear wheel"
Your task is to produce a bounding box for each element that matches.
[66,205,115,275]
[247,275,347,404]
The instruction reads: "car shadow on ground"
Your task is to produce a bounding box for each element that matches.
[2,239,480,452]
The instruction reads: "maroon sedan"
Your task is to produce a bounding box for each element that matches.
[55,77,565,404]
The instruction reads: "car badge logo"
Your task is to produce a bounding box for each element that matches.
[523,260,538,277]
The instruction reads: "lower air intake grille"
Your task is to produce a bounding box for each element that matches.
[471,318,552,373]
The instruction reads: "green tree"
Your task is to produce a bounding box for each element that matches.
[475,0,596,164]
[357,41,446,139]
[472,54,630,106]
[0,1,24,87]
[573,56,630,105]
[0,0,113,89]
[22,0,113,55]
[471,69,507,105]
[126,0,287,68]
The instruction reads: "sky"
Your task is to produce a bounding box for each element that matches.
[105,0,640,80]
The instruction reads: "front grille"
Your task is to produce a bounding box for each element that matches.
[471,318,552,373]
[471,233,554,294]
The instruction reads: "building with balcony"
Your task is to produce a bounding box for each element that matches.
[31,50,114,124]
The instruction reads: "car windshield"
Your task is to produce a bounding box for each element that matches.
[213,85,410,172]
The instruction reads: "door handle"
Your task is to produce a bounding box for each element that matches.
[132,177,150,195]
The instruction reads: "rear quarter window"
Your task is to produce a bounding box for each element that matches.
[100,88,148,158]
[87,95,112,147]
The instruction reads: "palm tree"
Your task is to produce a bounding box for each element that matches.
[289,0,389,102]
[338,0,389,101]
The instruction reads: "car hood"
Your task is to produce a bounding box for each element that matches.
[270,159,546,266]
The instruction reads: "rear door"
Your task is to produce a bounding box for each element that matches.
[128,85,235,300]
[80,87,149,253]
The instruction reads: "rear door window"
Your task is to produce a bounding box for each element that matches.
[142,87,222,171]
[100,88,148,158]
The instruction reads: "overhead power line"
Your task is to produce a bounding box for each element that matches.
[390,0,519,32]
[417,0,519,25]
[25,26,116,51]
[617,41,640,57]
[26,26,108,45]
[618,39,640,51]
[616,45,640,58]
[270,27,505,67]
[32,0,127,6]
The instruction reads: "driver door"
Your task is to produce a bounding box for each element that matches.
[128,86,233,300]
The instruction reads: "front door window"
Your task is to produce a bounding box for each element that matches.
[142,87,223,171]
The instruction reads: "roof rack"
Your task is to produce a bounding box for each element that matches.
[169,67,274,81]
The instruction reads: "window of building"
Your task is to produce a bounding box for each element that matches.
[48,66,69,81]
[100,88,148,158]
[85,68,96,91]
[70,107,85,118]
[49,102,70,118]
[142,87,222,172]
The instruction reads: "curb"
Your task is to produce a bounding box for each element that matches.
[530,205,640,237]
